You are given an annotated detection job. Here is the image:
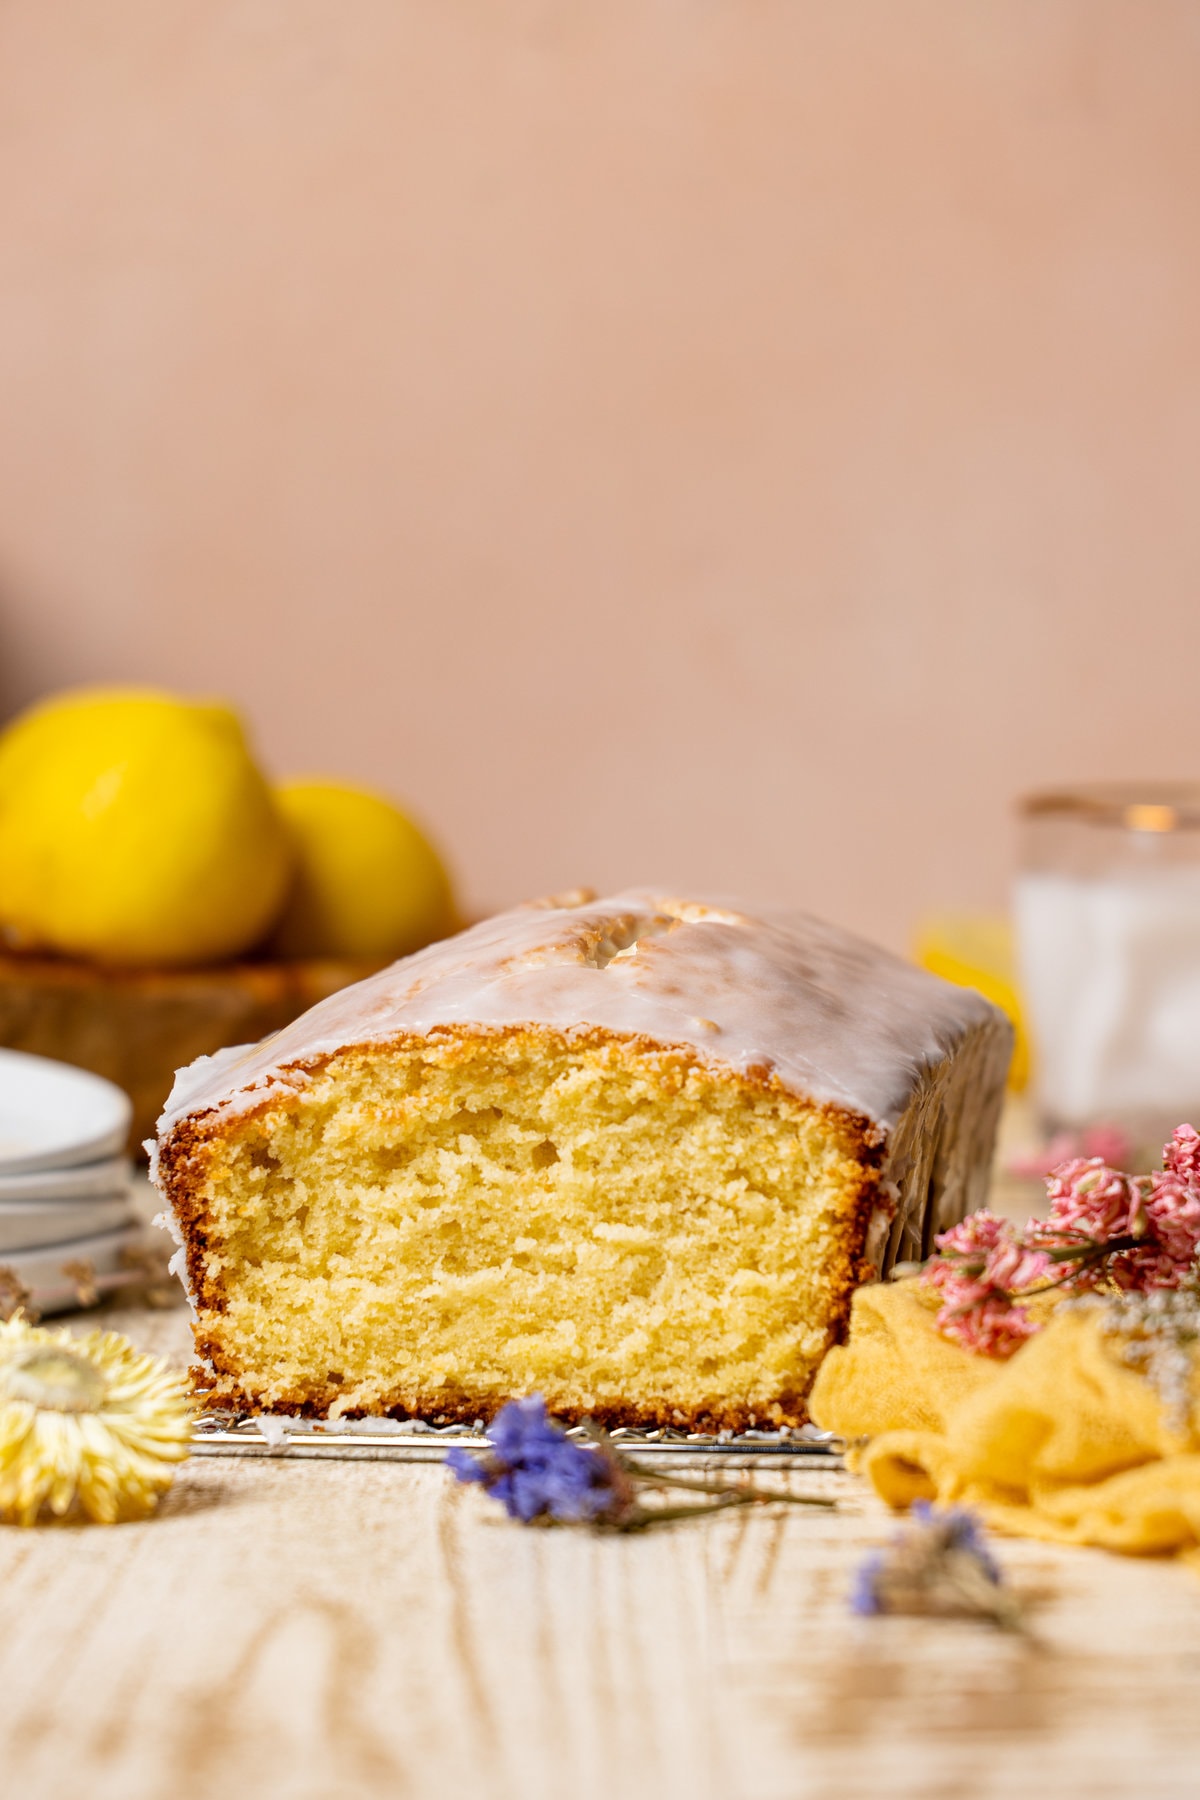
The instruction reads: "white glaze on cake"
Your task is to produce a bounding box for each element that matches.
[157,890,1002,1138]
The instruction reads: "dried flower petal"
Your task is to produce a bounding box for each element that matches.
[0,1316,192,1525]
[1165,1125,1200,1187]
[1044,1157,1146,1240]
[0,1267,36,1325]
[935,1291,1041,1358]
[448,1397,631,1522]
[1008,1122,1133,1181]
[61,1258,98,1309]
[852,1502,1019,1629]
[1144,1171,1200,1270]
[923,1213,1047,1356]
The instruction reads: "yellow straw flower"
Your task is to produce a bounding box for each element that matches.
[0,1316,192,1525]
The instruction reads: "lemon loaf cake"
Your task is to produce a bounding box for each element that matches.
[152,890,1012,1430]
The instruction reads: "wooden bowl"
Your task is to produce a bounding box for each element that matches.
[0,950,382,1155]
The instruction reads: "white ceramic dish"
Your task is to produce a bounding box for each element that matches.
[2,1223,144,1314]
[0,1155,132,1203]
[0,1050,132,1174]
[0,1197,137,1256]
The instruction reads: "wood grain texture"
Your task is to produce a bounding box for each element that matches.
[0,1302,1195,1798]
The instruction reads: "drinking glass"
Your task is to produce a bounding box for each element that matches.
[1015,783,1200,1145]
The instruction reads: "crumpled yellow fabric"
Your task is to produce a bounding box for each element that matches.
[809,1279,1200,1559]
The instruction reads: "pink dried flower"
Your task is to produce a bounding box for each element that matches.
[923,1213,1047,1358]
[1023,1225,1111,1292]
[1044,1157,1148,1241]
[1110,1245,1191,1292]
[980,1230,1053,1294]
[1142,1171,1200,1271]
[1007,1122,1133,1182]
[1083,1122,1136,1166]
[923,1125,1200,1358]
[933,1289,1040,1358]
[1164,1125,1200,1187]
[932,1209,1011,1267]
[1041,1146,1200,1290]
[931,1208,1052,1295]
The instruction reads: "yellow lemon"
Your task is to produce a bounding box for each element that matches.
[0,687,291,967]
[913,913,1029,1090]
[271,778,455,961]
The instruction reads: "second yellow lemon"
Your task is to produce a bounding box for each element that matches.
[270,779,455,961]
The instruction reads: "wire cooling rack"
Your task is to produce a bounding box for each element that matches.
[190,1415,845,1469]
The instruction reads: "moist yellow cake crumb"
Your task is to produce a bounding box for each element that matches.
[165,1028,877,1429]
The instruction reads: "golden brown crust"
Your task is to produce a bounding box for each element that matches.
[159,1021,886,1428]
[190,1370,815,1433]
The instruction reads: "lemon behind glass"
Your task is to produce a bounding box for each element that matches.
[913,913,1028,1090]
[0,688,292,967]
[271,779,455,961]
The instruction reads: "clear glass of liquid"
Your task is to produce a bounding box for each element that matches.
[1015,783,1200,1144]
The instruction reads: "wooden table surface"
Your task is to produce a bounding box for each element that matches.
[0,1300,1197,1800]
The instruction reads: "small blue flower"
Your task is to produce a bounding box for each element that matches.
[851,1503,1017,1627]
[849,1550,885,1616]
[910,1500,1003,1584]
[447,1396,623,1523]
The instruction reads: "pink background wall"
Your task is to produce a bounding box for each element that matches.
[2,2,1199,951]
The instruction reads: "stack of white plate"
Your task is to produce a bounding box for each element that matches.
[0,1048,141,1313]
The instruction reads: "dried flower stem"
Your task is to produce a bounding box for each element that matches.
[450,1397,839,1531]
[581,1424,836,1516]
[621,1464,835,1507]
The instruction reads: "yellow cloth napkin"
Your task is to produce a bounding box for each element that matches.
[809,1279,1200,1558]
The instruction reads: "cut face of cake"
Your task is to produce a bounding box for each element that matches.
[153,892,1012,1430]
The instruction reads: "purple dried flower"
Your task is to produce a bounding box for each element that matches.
[850,1550,886,1616]
[851,1502,1018,1628]
[911,1500,1003,1581]
[447,1396,630,1523]
[448,1397,839,1532]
